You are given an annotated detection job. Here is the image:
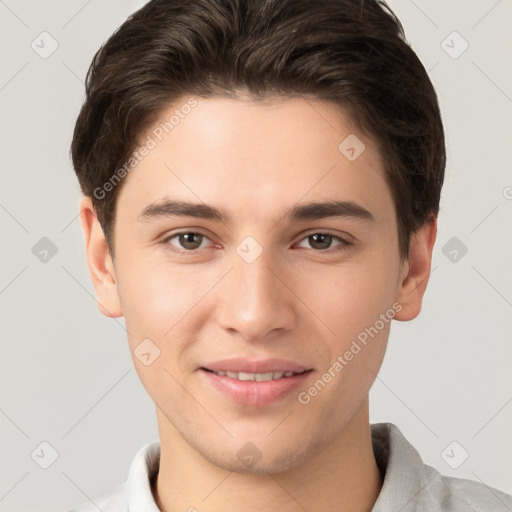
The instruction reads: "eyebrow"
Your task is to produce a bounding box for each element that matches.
[137,198,374,224]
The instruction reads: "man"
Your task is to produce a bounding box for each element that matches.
[67,0,512,510]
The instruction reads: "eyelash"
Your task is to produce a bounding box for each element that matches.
[160,230,353,255]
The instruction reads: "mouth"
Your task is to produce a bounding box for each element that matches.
[199,365,313,406]
[201,368,308,381]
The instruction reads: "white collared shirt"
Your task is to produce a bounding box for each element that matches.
[66,422,512,511]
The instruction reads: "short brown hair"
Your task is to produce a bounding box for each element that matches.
[71,0,445,260]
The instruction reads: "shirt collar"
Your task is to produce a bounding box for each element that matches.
[370,422,439,512]
[127,439,161,512]
[126,422,438,512]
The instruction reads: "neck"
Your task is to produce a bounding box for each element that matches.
[153,398,382,512]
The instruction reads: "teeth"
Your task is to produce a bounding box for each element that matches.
[255,372,274,381]
[215,370,299,381]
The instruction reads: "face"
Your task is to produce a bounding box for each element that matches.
[81,94,434,474]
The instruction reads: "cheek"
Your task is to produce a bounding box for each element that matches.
[115,259,222,391]
[298,256,399,341]
[116,258,204,340]
[114,263,199,405]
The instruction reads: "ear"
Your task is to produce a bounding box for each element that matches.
[79,196,123,318]
[394,218,437,321]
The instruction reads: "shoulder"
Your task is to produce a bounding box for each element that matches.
[371,422,512,512]
[63,440,160,512]
[64,482,128,512]
[425,464,512,512]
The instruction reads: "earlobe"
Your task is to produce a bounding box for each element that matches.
[79,197,123,318]
[394,218,437,322]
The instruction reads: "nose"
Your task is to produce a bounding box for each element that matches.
[217,246,296,341]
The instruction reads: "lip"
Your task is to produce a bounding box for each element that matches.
[200,368,313,406]
[201,357,310,374]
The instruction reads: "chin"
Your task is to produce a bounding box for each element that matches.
[197,436,313,476]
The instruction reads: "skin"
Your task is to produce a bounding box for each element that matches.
[80,94,436,512]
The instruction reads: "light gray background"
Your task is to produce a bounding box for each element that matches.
[1,1,511,511]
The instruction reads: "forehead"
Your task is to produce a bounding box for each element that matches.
[117,95,391,225]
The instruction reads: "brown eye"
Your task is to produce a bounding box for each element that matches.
[297,232,352,251]
[178,233,203,250]
[308,233,333,250]
[164,232,211,253]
